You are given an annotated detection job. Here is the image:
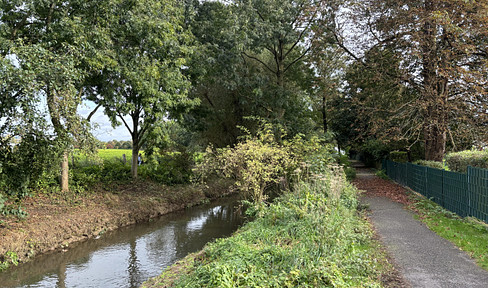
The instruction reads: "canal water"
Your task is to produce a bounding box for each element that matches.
[0,196,243,288]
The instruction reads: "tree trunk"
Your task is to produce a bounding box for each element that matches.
[322,94,328,134]
[47,85,70,192]
[60,151,69,192]
[421,0,447,162]
[131,145,139,179]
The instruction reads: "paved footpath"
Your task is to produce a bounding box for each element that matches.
[355,165,488,288]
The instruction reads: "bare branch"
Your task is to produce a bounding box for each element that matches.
[118,113,133,135]
[284,46,311,73]
[87,103,102,122]
[241,51,276,74]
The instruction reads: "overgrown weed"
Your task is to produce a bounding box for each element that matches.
[159,168,384,287]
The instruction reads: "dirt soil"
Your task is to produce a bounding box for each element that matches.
[0,178,234,267]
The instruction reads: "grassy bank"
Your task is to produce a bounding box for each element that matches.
[143,171,391,287]
[408,193,488,270]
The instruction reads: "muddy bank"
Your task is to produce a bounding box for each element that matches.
[0,178,235,269]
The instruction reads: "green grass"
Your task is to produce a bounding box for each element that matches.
[97,149,134,160]
[409,194,488,270]
[144,173,390,287]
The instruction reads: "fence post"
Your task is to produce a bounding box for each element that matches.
[122,154,127,165]
[467,166,472,217]
[441,169,445,207]
[424,166,428,198]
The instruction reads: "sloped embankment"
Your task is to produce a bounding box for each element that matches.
[0,179,233,269]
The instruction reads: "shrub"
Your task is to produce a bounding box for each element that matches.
[389,151,408,163]
[100,159,132,181]
[196,124,293,204]
[139,152,193,185]
[344,167,356,180]
[414,160,446,170]
[196,124,337,204]
[359,139,390,167]
[445,150,488,173]
[375,169,389,180]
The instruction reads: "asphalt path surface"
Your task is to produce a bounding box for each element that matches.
[355,165,488,288]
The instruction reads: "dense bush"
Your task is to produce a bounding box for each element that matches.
[195,124,336,204]
[0,133,60,216]
[359,139,390,168]
[195,124,294,204]
[389,151,408,163]
[413,160,446,170]
[445,150,488,173]
[166,169,383,287]
[139,152,193,185]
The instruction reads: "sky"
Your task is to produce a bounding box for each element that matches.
[78,101,132,142]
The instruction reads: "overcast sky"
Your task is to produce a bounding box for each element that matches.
[78,101,132,142]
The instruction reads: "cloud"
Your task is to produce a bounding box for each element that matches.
[78,101,132,142]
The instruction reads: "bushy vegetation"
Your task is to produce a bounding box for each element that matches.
[195,123,335,204]
[413,160,447,170]
[70,150,193,188]
[389,151,408,163]
[445,150,488,173]
[142,126,389,287]
[158,169,383,287]
[358,139,390,168]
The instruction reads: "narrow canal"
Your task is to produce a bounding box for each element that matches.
[0,196,243,288]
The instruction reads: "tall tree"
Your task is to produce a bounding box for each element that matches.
[0,0,111,191]
[184,1,324,147]
[89,0,195,178]
[335,0,488,160]
[234,0,339,122]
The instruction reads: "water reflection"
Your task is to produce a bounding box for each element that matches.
[0,196,242,288]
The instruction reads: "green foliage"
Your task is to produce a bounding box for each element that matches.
[409,194,488,270]
[140,152,193,185]
[0,130,61,215]
[196,123,294,203]
[286,134,336,176]
[445,150,488,173]
[359,139,390,167]
[0,251,19,272]
[414,160,447,170]
[344,167,357,180]
[375,170,389,180]
[389,151,408,163]
[89,0,196,178]
[171,170,383,287]
[196,122,337,204]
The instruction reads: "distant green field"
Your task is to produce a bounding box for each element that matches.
[73,149,142,163]
[98,149,133,160]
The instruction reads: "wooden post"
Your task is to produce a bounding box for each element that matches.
[122,154,126,164]
[61,152,69,192]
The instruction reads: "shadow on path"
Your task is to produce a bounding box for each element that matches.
[354,165,488,288]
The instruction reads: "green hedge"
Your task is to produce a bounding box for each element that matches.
[445,150,488,173]
[389,151,408,163]
[414,160,446,170]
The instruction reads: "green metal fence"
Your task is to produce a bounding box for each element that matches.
[382,160,488,223]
